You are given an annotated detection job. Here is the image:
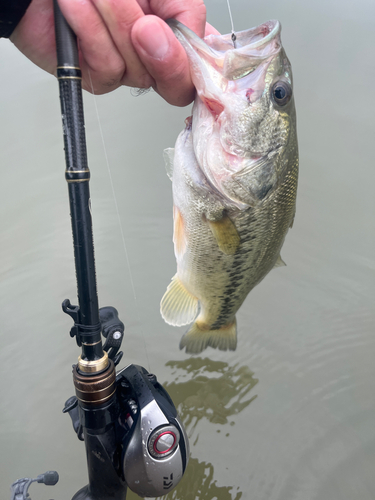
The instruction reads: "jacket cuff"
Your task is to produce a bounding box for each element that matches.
[0,0,33,38]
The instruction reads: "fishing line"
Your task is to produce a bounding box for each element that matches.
[226,0,237,48]
[87,72,137,302]
[87,71,151,371]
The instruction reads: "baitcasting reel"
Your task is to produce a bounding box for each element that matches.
[63,306,189,499]
[117,364,189,496]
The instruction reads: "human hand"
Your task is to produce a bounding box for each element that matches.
[11,0,219,106]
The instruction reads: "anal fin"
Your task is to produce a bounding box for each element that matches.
[160,275,198,327]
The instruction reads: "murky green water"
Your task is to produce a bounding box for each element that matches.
[1,0,374,499]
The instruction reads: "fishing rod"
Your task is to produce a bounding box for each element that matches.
[52,2,189,499]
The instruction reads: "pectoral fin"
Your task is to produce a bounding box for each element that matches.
[160,274,199,327]
[207,214,241,255]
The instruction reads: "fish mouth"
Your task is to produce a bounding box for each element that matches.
[168,20,287,208]
[166,19,281,80]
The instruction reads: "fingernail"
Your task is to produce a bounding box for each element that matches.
[137,20,170,59]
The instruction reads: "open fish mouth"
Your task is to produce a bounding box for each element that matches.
[167,19,281,81]
[167,18,293,208]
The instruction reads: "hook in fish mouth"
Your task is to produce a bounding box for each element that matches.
[166,19,282,80]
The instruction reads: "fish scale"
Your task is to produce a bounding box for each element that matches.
[160,20,298,354]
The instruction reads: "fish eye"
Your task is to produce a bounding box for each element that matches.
[271,81,292,106]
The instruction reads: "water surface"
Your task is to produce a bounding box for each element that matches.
[1,0,374,498]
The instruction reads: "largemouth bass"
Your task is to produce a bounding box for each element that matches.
[161,19,298,354]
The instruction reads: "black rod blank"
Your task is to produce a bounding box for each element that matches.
[54,0,104,362]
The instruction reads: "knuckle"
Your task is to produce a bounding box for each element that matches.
[120,72,154,90]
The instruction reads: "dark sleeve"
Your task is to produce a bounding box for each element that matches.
[0,0,33,38]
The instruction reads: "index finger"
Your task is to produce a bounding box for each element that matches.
[89,0,153,88]
[58,0,126,93]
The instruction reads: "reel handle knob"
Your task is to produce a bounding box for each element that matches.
[99,307,125,362]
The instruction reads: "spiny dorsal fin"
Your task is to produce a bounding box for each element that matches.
[160,274,198,326]
[206,214,240,255]
[274,255,286,268]
[163,148,175,181]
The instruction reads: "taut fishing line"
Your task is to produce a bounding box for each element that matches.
[87,71,151,372]
[226,0,237,48]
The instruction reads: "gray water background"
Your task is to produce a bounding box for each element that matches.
[1,0,374,498]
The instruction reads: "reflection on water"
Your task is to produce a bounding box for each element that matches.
[160,358,258,500]
[162,457,243,500]
[1,0,375,497]
[164,358,258,432]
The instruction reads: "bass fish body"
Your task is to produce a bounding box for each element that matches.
[161,20,298,354]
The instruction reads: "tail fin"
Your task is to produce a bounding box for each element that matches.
[179,319,237,354]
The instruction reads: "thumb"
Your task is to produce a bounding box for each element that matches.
[131,16,195,107]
